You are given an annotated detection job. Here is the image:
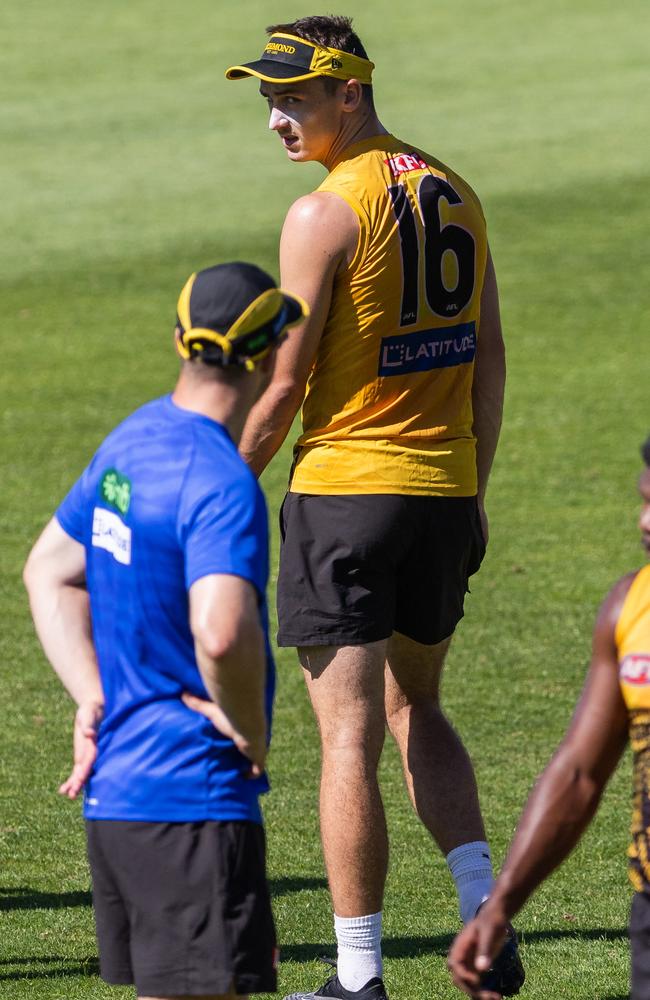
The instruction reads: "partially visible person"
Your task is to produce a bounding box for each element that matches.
[23,263,307,1000]
[226,15,522,1000]
[448,436,650,1000]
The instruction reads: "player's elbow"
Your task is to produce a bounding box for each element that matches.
[267,373,307,414]
[194,625,238,664]
[548,750,606,816]
[23,547,43,596]
[194,615,263,666]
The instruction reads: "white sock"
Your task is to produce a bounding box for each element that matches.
[446,840,495,924]
[334,911,383,991]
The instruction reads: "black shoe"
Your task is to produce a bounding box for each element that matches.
[480,925,525,997]
[283,972,389,1000]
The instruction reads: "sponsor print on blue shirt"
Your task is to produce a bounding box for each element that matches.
[56,394,273,823]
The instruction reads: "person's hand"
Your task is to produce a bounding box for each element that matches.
[447,902,508,999]
[182,693,267,779]
[59,700,104,799]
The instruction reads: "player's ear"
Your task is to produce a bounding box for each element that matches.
[174,326,185,359]
[342,79,363,113]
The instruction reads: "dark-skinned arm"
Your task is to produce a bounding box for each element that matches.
[448,573,635,1000]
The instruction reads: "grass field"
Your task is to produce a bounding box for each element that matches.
[2,1,649,997]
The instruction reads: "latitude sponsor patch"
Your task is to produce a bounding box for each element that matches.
[378,322,476,376]
[92,507,132,565]
[620,653,650,686]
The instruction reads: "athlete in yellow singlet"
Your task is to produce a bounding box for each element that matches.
[226,15,518,1000]
[450,437,650,1000]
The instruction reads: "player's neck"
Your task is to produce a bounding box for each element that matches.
[321,110,388,171]
[171,375,255,445]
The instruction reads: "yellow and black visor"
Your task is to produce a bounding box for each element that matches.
[176,262,308,372]
[225,32,374,85]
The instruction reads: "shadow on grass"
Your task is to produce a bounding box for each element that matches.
[523,928,628,944]
[0,957,99,982]
[280,927,628,963]
[269,876,327,896]
[0,887,91,911]
[0,878,325,913]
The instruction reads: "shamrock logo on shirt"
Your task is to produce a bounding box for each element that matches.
[99,469,132,516]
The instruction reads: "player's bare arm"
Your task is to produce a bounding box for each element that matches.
[23,517,104,797]
[238,191,359,476]
[448,573,634,999]
[472,245,506,543]
[187,573,268,774]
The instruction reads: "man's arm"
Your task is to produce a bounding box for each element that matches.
[472,245,506,543]
[185,574,268,776]
[23,518,104,798]
[238,191,359,477]
[448,574,633,999]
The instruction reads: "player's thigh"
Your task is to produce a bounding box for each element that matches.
[393,496,485,646]
[300,641,388,752]
[89,821,276,998]
[384,630,452,718]
[86,820,133,986]
[277,493,412,647]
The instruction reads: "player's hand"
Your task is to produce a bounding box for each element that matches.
[447,902,508,999]
[181,693,267,778]
[59,700,104,800]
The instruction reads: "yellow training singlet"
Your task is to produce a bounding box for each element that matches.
[616,564,650,891]
[290,134,488,496]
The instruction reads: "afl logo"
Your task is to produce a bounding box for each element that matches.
[620,653,650,686]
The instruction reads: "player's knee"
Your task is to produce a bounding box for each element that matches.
[385,690,443,735]
[320,717,385,762]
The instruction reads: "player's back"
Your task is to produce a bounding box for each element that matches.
[56,394,271,821]
[292,134,488,497]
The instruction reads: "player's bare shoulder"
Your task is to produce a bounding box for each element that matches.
[595,570,640,642]
[281,191,359,271]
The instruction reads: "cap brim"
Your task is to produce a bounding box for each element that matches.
[279,290,309,327]
[225,60,320,83]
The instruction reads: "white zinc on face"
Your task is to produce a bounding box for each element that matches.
[260,77,359,164]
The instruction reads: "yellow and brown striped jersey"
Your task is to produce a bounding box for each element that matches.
[290,134,488,496]
[616,564,650,891]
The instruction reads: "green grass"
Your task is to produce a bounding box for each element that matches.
[2,0,649,997]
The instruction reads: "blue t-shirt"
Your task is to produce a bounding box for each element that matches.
[56,394,273,823]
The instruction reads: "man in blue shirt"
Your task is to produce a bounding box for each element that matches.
[23,262,308,1000]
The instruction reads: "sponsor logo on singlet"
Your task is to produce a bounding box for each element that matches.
[620,653,650,686]
[92,507,132,565]
[385,153,429,176]
[378,322,476,376]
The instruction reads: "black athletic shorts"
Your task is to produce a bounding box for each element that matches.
[631,890,650,999]
[277,492,486,647]
[86,819,277,996]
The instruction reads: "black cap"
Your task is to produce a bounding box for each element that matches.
[176,262,308,370]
